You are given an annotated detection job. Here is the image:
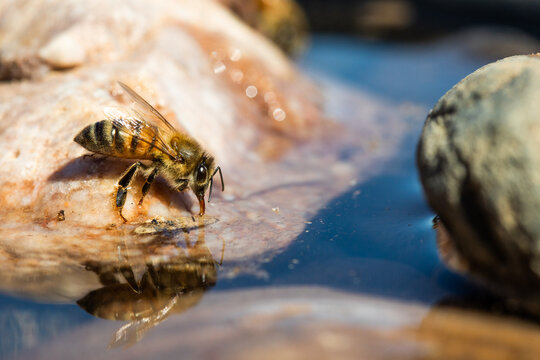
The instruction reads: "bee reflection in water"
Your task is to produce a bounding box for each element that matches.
[77,228,224,347]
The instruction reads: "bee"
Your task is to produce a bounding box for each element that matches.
[74,82,224,222]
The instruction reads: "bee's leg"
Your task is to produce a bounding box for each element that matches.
[116,161,145,222]
[176,179,188,191]
[146,263,161,290]
[138,167,159,206]
[120,265,142,293]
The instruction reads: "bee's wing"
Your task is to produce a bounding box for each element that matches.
[118,81,178,133]
[109,295,179,349]
[103,107,179,161]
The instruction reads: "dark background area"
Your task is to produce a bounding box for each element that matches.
[297,0,540,40]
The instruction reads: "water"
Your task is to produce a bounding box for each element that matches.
[217,136,485,304]
[216,34,493,302]
[0,34,495,358]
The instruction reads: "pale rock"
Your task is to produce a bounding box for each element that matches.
[38,31,86,69]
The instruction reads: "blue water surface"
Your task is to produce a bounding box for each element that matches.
[298,34,487,104]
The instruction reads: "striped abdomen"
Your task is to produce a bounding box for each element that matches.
[74,120,155,159]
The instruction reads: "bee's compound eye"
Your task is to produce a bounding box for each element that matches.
[197,165,207,183]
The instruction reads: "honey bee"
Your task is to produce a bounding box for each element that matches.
[74,82,224,221]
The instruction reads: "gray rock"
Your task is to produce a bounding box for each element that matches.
[417,55,540,296]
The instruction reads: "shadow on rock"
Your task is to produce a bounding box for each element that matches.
[49,155,196,215]
[48,156,130,181]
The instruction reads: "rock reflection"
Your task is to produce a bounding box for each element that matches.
[76,228,223,347]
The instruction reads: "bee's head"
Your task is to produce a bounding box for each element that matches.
[190,155,224,216]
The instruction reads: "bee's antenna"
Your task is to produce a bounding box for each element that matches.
[217,166,224,191]
[208,176,214,203]
[208,166,224,203]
